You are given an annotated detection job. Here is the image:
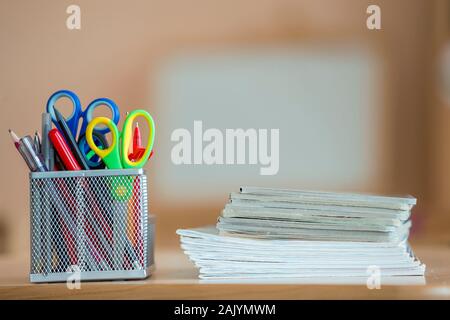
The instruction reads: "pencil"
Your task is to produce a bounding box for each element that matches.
[8,129,20,148]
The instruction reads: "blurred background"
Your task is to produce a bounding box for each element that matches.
[0,0,449,256]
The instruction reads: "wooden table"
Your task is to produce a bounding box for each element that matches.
[0,243,449,299]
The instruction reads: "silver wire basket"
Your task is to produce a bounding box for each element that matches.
[29,169,154,283]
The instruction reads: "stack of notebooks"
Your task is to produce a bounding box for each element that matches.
[177,187,426,280]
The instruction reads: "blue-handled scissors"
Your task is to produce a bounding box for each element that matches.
[46,90,120,139]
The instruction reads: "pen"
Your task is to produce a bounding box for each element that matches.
[48,128,81,171]
[9,130,48,172]
[53,108,90,170]
[129,122,154,161]
[133,122,141,152]
[41,113,54,171]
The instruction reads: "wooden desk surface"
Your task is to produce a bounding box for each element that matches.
[0,243,449,299]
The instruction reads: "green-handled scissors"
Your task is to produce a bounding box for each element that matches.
[86,109,155,200]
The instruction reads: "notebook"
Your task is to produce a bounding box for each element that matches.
[177,227,425,280]
[218,187,415,242]
[177,187,425,281]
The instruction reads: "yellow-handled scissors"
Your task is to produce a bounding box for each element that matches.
[86,109,155,200]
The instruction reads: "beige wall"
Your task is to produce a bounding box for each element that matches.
[0,0,444,254]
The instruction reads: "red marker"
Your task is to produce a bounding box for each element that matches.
[48,128,81,171]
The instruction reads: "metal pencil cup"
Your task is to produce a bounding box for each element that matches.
[29,169,154,283]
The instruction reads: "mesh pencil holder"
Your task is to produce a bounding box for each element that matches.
[29,168,154,283]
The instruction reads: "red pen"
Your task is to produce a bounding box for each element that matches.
[129,122,144,161]
[48,128,81,171]
[133,122,141,152]
[128,122,154,161]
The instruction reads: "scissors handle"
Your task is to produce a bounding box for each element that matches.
[86,117,123,169]
[79,98,120,138]
[78,132,108,169]
[121,110,155,169]
[46,90,81,138]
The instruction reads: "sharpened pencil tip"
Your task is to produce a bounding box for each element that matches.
[8,129,20,143]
